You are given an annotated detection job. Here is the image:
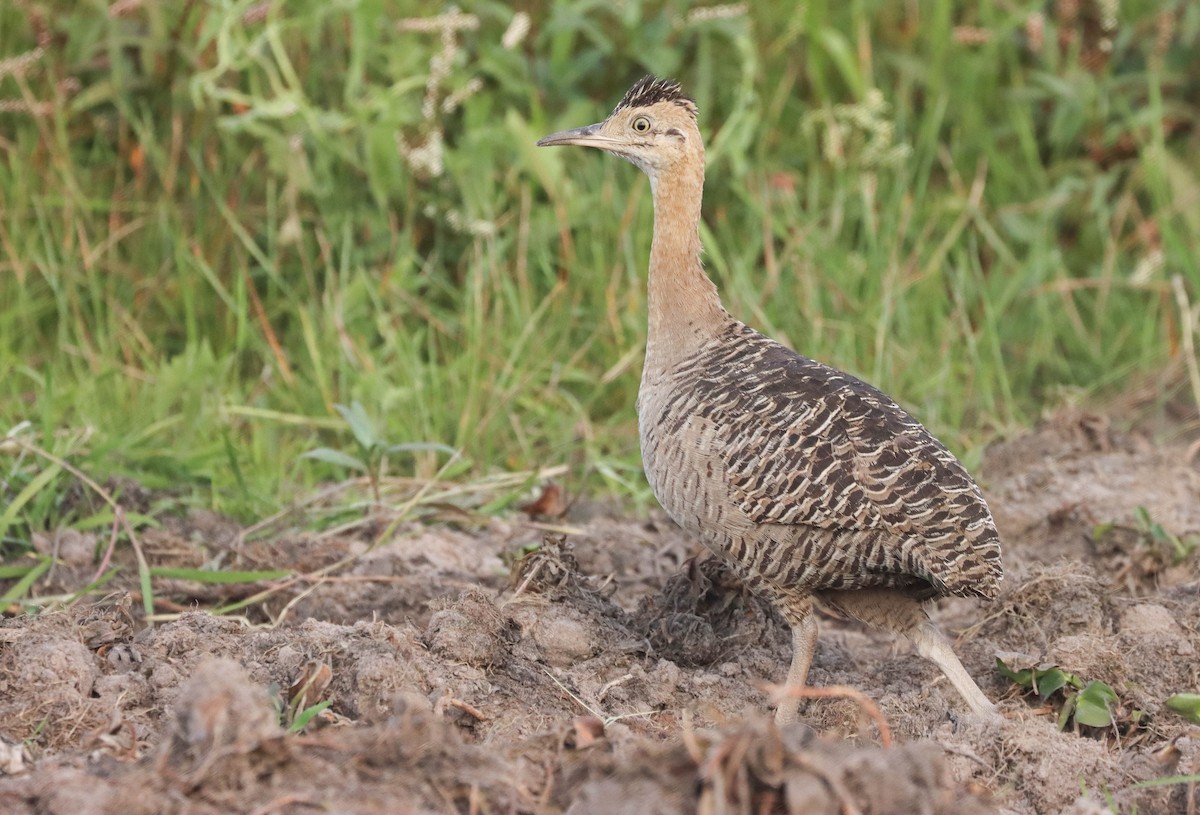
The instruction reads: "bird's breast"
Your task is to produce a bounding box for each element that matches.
[637,372,751,541]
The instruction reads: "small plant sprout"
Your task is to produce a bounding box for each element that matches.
[288,699,333,734]
[301,402,457,505]
[1165,693,1200,725]
[1131,506,1200,563]
[1066,681,1120,730]
[269,683,332,735]
[270,660,336,734]
[1093,506,1200,565]
[996,655,1120,732]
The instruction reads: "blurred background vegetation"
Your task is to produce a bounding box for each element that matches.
[2,0,1199,536]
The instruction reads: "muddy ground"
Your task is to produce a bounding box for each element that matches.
[1,410,1198,814]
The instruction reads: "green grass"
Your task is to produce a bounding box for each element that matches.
[2,0,1199,543]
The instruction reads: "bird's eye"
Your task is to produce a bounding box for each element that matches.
[631,116,651,133]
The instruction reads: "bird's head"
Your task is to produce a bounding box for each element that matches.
[537,75,701,181]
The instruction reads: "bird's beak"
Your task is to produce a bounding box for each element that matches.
[536,122,613,149]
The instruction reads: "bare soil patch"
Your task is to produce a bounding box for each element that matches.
[1,411,1198,814]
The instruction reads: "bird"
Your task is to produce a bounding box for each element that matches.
[537,75,1003,724]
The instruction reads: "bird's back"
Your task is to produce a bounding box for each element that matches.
[638,321,1003,600]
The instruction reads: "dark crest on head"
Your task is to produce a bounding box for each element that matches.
[612,75,696,117]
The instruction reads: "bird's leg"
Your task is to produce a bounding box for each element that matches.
[908,621,996,715]
[775,610,818,725]
[818,588,996,715]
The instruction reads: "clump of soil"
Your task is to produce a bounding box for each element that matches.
[154,658,286,794]
[562,717,992,815]
[0,629,101,750]
[633,555,781,667]
[1,409,1198,814]
[426,589,521,668]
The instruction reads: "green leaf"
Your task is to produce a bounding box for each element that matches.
[1133,506,1152,531]
[438,455,474,481]
[149,567,290,584]
[1165,693,1200,725]
[1073,681,1118,728]
[0,555,52,604]
[1057,695,1076,731]
[1090,522,1115,540]
[815,28,865,98]
[137,553,154,622]
[72,510,160,531]
[0,463,63,545]
[478,471,540,515]
[1171,534,1199,563]
[335,401,378,451]
[1031,666,1073,698]
[0,563,38,579]
[301,447,367,472]
[288,700,332,733]
[1132,773,1200,789]
[385,441,459,457]
[996,656,1034,688]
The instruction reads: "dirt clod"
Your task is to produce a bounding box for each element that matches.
[635,556,780,667]
[425,589,517,668]
[158,657,283,782]
[0,634,101,750]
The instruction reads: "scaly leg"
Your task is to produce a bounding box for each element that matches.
[819,588,996,715]
[908,620,996,714]
[775,611,818,725]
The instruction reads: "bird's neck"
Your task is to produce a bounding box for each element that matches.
[645,158,728,371]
